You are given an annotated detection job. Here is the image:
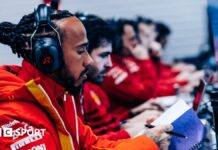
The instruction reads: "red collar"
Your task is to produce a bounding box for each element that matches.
[18,60,66,101]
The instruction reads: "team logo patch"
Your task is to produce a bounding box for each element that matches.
[90,91,101,105]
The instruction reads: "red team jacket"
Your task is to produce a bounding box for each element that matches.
[101,55,156,111]
[0,60,159,150]
[101,55,188,111]
[151,60,188,96]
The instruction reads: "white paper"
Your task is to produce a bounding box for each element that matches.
[152,99,190,126]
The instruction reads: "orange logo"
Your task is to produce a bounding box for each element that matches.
[8,95,15,100]
[90,91,101,105]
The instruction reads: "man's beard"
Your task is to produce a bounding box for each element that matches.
[87,66,109,85]
[65,76,83,96]
[63,64,97,96]
[88,74,103,85]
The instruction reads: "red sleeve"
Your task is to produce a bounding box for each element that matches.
[113,107,130,121]
[156,83,176,96]
[157,62,188,86]
[150,61,188,96]
[100,130,130,140]
[78,118,160,150]
[155,63,188,97]
[159,62,180,79]
[159,78,188,86]
[101,66,155,106]
[123,58,157,98]
[134,59,158,97]
[134,59,157,81]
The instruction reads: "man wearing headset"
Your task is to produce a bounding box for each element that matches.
[136,17,203,94]
[100,19,160,115]
[0,4,170,150]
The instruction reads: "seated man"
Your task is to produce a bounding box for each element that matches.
[136,17,203,94]
[0,4,170,150]
[101,19,157,110]
[76,14,163,140]
[136,17,189,95]
[154,22,204,91]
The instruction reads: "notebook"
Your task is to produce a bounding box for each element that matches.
[152,100,205,150]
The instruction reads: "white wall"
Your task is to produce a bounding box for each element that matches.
[0,0,208,65]
[0,0,40,65]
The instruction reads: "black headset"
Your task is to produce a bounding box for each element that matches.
[30,4,63,73]
[112,19,124,53]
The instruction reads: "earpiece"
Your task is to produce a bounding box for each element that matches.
[31,4,63,73]
[113,34,122,53]
[111,19,123,53]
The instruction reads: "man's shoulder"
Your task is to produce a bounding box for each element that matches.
[0,64,25,93]
[0,101,49,123]
[85,82,100,90]
[0,64,23,80]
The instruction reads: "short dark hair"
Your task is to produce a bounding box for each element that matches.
[155,22,171,42]
[0,9,74,59]
[136,16,154,26]
[112,18,138,53]
[116,19,138,36]
[76,13,113,54]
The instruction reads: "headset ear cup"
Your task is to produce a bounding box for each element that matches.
[31,5,63,73]
[113,35,122,53]
[33,37,63,73]
[117,36,123,52]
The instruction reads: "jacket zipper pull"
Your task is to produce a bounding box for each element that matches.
[64,91,68,102]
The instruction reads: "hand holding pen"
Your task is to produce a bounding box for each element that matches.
[141,124,174,149]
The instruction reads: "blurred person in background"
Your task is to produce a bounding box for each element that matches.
[155,22,197,74]
[101,19,159,112]
[155,22,205,92]
[136,17,204,94]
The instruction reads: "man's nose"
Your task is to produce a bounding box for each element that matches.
[84,53,94,67]
[105,55,112,68]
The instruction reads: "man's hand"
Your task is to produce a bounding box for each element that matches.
[149,41,162,57]
[129,44,149,60]
[144,125,173,150]
[172,63,196,73]
[130,100,164,115]
[127,110,162,124]
[122,110,162,137]
[176,70,204,83]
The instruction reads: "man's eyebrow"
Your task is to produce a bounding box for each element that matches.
[99,52,111,56]
[76,42,89,48]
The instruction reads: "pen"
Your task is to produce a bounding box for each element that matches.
[145,124,188,139]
